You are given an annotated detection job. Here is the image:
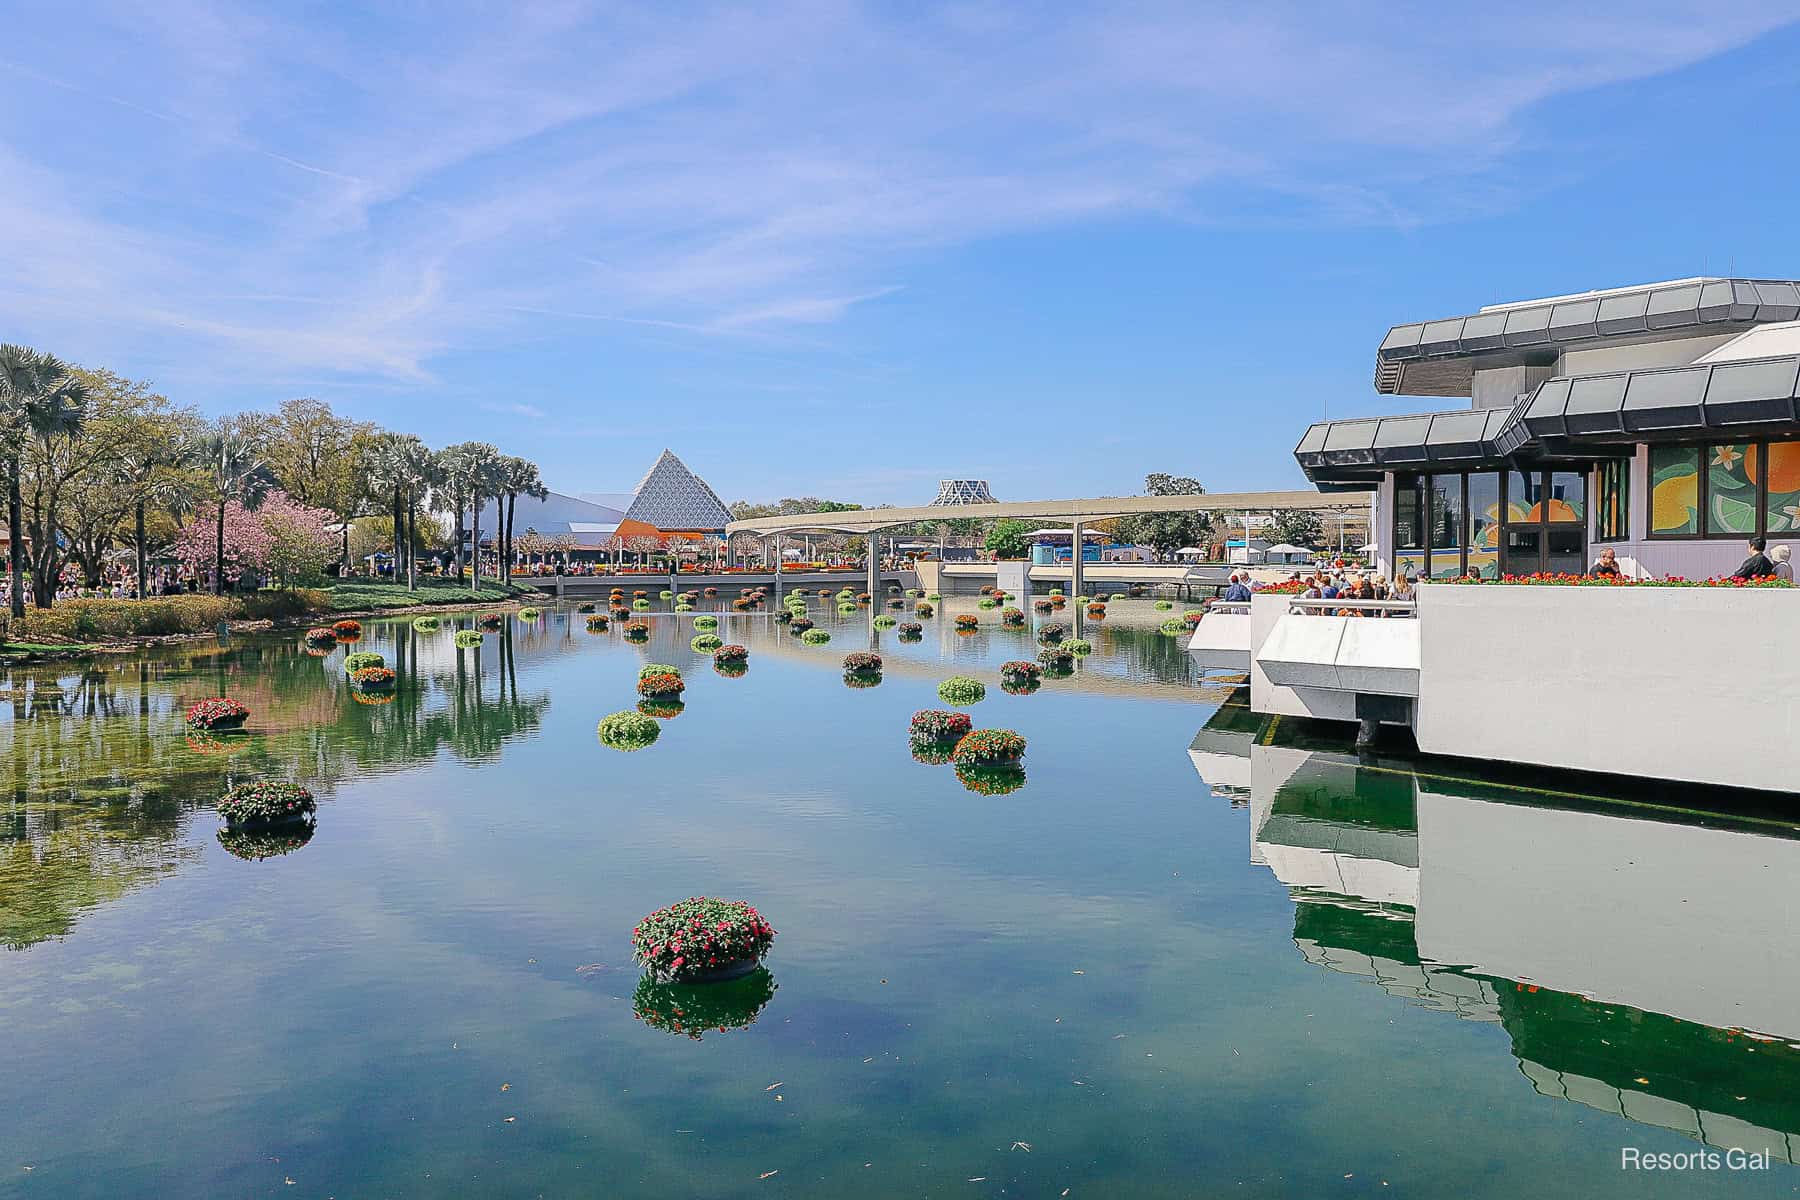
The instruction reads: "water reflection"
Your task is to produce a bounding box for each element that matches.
[1191,701,1800,1164]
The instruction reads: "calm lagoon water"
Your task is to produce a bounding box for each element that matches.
[3,592,1797,1197]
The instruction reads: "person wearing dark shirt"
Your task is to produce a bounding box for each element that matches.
[1733,536,1776,580]
[1591,547,1621,578]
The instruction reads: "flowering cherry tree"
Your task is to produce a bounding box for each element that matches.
[175,490,335,587]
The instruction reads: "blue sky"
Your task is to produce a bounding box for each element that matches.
[4,2,1799,505]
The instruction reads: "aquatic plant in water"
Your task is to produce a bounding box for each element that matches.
[1037,622,1068,644]
[1064,638,1093,655]
[873,614,897,628]
[624,621,651,640]
[631,896,776,984]
[954,615,978,630]
[937,676,986,705]
[713,644,748,665]
[999,608,1024,625]
[517,607,541,620]
[598,710,660,751]
[910,710,973,742]
[999,661,1041,685]
[1154,600,1174,611]
[585,614,610,632]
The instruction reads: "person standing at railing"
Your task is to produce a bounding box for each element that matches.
[1222,574,1252,604]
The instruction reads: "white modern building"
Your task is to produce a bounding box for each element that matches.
[1192,277,1800,793]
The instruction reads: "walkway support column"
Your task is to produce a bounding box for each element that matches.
[866,533,879,603]
[1070,519,1085,601]
[773,534,782,584]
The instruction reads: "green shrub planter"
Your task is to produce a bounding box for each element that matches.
[1159,618,1187,636]
[660,590,673,599]
[1064,638,1093,655]
[873,614,897,628]
[453,630,484,648]
[598,710,660,751]
[1110,592,1128,601]
[907,588,923,597]
[977,597,998,609]
[218,780,316,829]
[837,602,859,614]
[1154,599,1174,611]
[937,676,986,705]
[675,602,693,612]
[801,628,831,644]
[632,598,652,610]
[343,651,385,674]
[693,615,719,631]
[411,615,441,632]
[927,593,942,602]
[517,607,541,620]
[631,897,775,984]
[952,728,1026,766]
[691,633,724,652]
[639,663,682,681]
[1047,589,1063,598]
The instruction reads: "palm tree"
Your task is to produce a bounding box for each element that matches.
[113,429,199,601]
[196,426,276,594]
[0,347,90,614]
[439,442,501,597]
[496,456,547,584]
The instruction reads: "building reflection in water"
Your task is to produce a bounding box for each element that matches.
[1191,693,1800,1165]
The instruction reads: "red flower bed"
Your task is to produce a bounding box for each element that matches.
[952,728,1027,765]
[713,644,749,664]
[954,614,978,629]
[331,619,362,638]
[350,666,396,691]
[632,897,776,984]
[909,709,973,742]
[1444,572,1791,588]
[637,671,686,699]
[999,660,1041,684]
[185,697,250,731]
[842,651,883,674]
[303,627,336,646]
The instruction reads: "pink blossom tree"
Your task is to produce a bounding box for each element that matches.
[175,490,335,589]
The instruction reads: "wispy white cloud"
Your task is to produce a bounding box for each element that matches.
[0,0,1792,390]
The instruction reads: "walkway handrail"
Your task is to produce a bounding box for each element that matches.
[1205,599,1250,614]
[1286,597,1417,614]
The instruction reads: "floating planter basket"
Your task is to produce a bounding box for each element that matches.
[1000,607,1024,625]
[999,661,1041,686]
[1064,638,1093,655]
[955,761,1027,795]
[713,644,749,666]
[1182,610,1204,628]
[927,593,942,602]
[675,603,694,612]
[350,666,397,692]
[453,630,484,648]
[185,697,249,732]
[1087,604,1107,619]
[952,728,1027,766]
[1159,618,1187,636]
[898,622,923,638]
[954,615,979,630]
[1036,647,1074,670]
[714,659,748,678]
[837,602,859,614]
[412,615,442,632]
[800,628,831,644]
[915,603,935,617]
[1032,600,1054,613]
[632,968,777,1041]
[693,615,720,631]
[586,614,610,632]
[517,607,541,620]
[639,663,682,680]
[303,627,336,648]
[732,598,753,610]
[624,620,652,640]
[477,613,504,630]
[660,590,673,599]
[609,605,631,618]
[978,597,998,610]
[910,709,972,743]
[1037,622,1068,644]
[218,780,315,829]
[633,598,652,610]
[598,710,660,750]
[576,602,597,614]
[632,896,776,984]
[887,598,905,609]
[637,698,686,720]
[635,590,649,599]
[1154,600,1174,611]
[332,619,362,639]
[873,614,897,628]
[842,651,883,674]
[343,651,385,674]
[691,633,724,652]
[788,616,814,633]
[936,676,986,705]
[1047,589,1063,598]
[1110,593,1129,601]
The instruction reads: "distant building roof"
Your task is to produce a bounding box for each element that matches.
[931,479,997,505]
[507,490,628,546]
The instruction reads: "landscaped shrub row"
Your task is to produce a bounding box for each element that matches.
[16,592,322,642]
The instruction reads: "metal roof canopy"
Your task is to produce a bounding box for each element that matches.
[725,489,1371,537]
[1373,278,1800,396]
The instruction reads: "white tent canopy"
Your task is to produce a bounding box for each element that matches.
[1264,543,1312,556]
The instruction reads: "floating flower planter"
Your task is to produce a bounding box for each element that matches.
[978,597,998,610]
[518,607,542,620]
[1037,622,1068,644]
[185,697,249,731]
[704,587,718,597]
[1051,596,1067,608]
[350,690,394,706]
[675,602,693,612]
[1110,592,1129,601]
[1001,678,1040,696]
[952,728,1026,766]
[842,651,883,674]
[1086,604,1106,619]
[586,614,610,632]
[910,709,973,743]
[637,698,686,719]
[999,661,1041,686]
[693,615,720,631]
[598,710,660,750]
[954,615,978,630]
[936,676,986,705]
[1159,618,1187,636]
[999,608,1024,625]
[639,663,682,680]
[218,779,315,828]
[660,590,673,600]
[1064,638,1093,655]
[632,896,776,985]
[788,616,814,633]
[714,659,748,678]
[576,602,597,613]
[927,593,942,602]
[955,761,1026,795]
[350,665,397,692]
[691,633,724,652]
[624,620,651,640]
[915,603,935,617]
[303,627,336,648]
[634,598,653,610]
[609,605,631,619]
[732,598,753,610]
[634,590,649,599]
[713,644,748,666]
[1154,600,1174,611]
[837,602,859,614]
[800,628,831,644]
[412,615,442,632]
[453,630,484,648]
[1037,647,1074,670]
[910,739,957,765]
[343,651,385,674]
[842,672,881,688]
[632,968,777,1041]
[217,823,314,861]
[1032,600,1054,613]
[1182,610,1204,628]
[898,622,923,638]
[873,614,897,628]
[477,613,504,630]
[332,619,362,639]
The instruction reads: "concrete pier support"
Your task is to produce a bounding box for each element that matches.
[1070,520,1085,600]
[773,534,782,583]
[866,540,880,604]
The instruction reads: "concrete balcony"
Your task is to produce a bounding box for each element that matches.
[1255,599,1419,697]
[1186,601,1251,671]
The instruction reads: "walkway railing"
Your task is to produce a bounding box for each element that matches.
[1286,597,1416,616]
